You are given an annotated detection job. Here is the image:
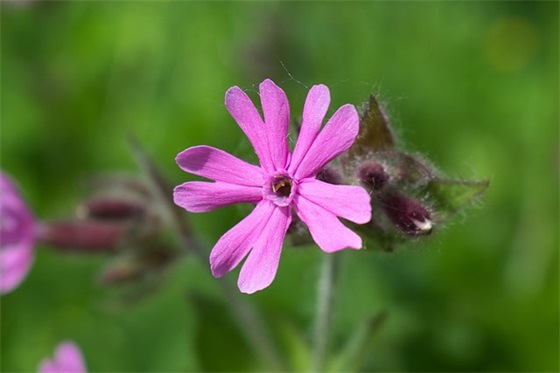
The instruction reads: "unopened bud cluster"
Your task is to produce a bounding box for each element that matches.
[39,176,159,250]
[291,94,488,251]
[353,154,435,238]
[37,175,178,288]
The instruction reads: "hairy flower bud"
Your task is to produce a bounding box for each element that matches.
[380,193,433,236]
[316,166,343,185]
[358,161,389,191]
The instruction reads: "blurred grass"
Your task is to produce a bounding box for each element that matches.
[1,1,558,372]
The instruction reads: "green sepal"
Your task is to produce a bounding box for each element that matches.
[422,178,490,222]
[345,94,395,162]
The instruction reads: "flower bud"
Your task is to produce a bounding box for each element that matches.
[358,161,389,191]
[380,193,433,236]
[78,198,146,221]
[37,220,125,252]
[316,166,343,185]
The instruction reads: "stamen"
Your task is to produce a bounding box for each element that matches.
[272,175,292,197]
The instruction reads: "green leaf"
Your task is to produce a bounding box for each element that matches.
[423,178,490,222]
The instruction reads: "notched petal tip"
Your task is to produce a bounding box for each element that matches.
[225,85,244,100]
[294,195,364,253]
[298,179,372,225]
[208,202,275,280]
[319,230,363,253]
[238,274,271,294]
[236,206,290,294]
[172,183,190,211]
[307,84,330,103]
[224,85,256,114]
[259,78,281,92]
[238,280,269,294]
[175,146,204,170]
[336,104,360,130]
[209,261,228,278]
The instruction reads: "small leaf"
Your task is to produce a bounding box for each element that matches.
[345,94,394,162]
[423,178,490,222]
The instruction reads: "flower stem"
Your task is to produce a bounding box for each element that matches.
[311,252,340,372]
[129,137,285,371]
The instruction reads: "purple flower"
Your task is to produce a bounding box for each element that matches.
[38,341,87,373]
[0,172,36,295]
[174,79,371,293]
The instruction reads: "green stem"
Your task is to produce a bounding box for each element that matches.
[311,252,340,372]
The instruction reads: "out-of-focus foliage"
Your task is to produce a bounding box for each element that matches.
[1,1,558,372]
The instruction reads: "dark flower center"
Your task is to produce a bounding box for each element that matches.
[272,175,293,197]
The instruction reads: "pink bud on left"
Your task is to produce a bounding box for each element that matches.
[38,341,87,373]
[0,172,36,295]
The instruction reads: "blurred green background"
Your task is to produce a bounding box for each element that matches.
[1,1,558,372]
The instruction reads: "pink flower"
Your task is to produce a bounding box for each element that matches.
[174,79,371,293]
[0,172,36,294]
[38,341,87,373]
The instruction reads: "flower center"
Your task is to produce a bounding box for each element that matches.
[272,175,292,197]
[264,173,297,207]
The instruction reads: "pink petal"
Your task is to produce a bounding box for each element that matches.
[174,181,262,213]
[38,360,57,373]
[291,104,359,180]
[0,239,34,294]
[176,145,264,187]
[298,179,372,224]
[0,173,18,196]
[289,84,330,174]
[210,201,275,278]
[293,194,363,253]
[259,79,290,170]
[54,341,86,373]
[237,205,291,294]
[225,86,274,172]
[0,172,36,294]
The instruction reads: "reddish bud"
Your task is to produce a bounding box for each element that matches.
[358,161,389,191]
[381,193,433,236]
[78,198,145,221]
[317,166,343,185]
[37,220,125,252]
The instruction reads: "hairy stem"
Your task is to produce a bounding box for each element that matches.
[311,252,340,372]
